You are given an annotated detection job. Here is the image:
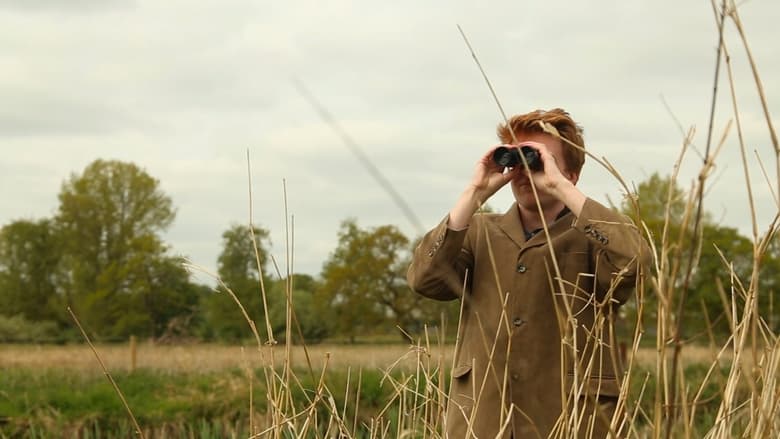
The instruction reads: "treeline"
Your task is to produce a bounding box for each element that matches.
[0,160,455,343]
[1,160,778,344]
[619,173,780,339]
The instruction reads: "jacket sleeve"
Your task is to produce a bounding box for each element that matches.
[571,198,652,303]
[407,215,474,301]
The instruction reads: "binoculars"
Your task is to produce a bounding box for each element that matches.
[492,145,542,171]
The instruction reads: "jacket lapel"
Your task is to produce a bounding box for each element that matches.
[497,204,526,248]
[497,203,574,249]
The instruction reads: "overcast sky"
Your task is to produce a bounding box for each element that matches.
[1,1,778,283]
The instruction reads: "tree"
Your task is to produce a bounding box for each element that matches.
[689,224,754,334]
[758,240,780,332]
[621,172,778,338]
[56,159,186,338]
[0,219,64,326]
[108,253,200,338]
[201,224,271,341]
[267,273,329,343]
[319,219,440,342]
[623,172,694,252]
[619,173,687,334]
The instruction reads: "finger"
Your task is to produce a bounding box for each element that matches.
[480,144,507,164]
[533,145,558,170]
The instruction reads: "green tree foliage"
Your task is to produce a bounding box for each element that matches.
[0,314,59,342]
[319,219,441,342]
[267,273,329,343]
[623,172,780,337]
[690,224,754,334]
[0,219,64,326]
[112,254,200,338]
[620,173,688,333]
[201,224,271,341]
[758,240,780,332]
[56,159,195,338]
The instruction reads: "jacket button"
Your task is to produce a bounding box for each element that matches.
[512,317,525,327]
[511,373,520,381]
[516,264,527,273]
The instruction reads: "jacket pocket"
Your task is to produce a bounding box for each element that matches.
[565,372,621,398]
[451,363,472,379]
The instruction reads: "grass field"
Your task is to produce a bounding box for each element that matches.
[1,342,451,373]
[0,342,751,438]
[0,342,729,373]
[2,342,448,438]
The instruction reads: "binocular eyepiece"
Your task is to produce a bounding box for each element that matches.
[492,145,542,171]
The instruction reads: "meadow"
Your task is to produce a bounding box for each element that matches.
[3,342,448,437]
[1,341,730,374]
[0,342,745,438]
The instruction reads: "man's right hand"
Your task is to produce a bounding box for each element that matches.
[447,145,519,230]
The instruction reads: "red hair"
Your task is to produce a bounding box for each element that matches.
[497,108,585,173]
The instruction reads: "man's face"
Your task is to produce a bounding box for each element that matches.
[509,131,579,211]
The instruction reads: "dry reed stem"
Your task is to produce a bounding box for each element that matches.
[291,77,424,235]
[246,150,276,347]
[726,2,779,155]
[663,2,729,433]
[67,306,145,439]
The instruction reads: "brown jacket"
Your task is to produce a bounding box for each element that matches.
[408,198,651,438]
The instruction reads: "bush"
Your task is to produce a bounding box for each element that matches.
[0,314,60,343]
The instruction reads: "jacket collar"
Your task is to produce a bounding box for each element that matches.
[497,203,572,249]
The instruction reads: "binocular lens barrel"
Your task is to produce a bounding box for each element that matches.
[492,146,542,171]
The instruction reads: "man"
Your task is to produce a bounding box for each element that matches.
[407,109,651,438]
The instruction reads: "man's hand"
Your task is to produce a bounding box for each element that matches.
[469,145,521,200]
[519,141,585,217]
[519,141,573,193]
[448,145,519,230]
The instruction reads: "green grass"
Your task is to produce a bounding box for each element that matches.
[2,361,740,439]
[0,366,409,438]
[625,362,754,437]
[2,368,242,437]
